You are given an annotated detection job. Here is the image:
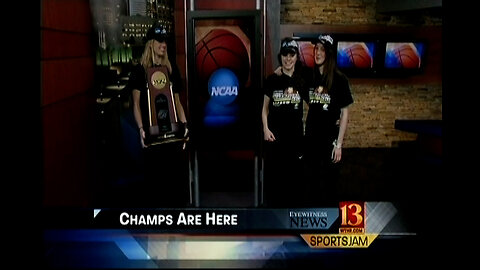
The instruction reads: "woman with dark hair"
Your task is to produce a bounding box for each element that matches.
[261,37,310,207]
[304,34,354,206]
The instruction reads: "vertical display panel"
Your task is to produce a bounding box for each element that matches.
[187,10,263,151]
[186,10,263,206]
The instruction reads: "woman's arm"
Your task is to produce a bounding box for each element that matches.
[174,92,189,149]
[262,95,275,142]
[332,106,349,163]
[132,89,147,148]
[174,92,187,124]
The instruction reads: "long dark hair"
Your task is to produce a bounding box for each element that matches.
[313,42,341,94]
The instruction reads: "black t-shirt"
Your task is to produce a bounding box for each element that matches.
[305,69,354,143]
[128,63,183,129]
[264,66,310,144]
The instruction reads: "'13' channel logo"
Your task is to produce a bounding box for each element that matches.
[339,201,365,234]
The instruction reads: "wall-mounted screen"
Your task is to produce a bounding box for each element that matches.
[293,33,427,77]
[384,42,425,69]
[337,41,376,69]
[336,40,378,77]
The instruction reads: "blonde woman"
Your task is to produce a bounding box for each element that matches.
[130,23,188,148]
[127,22,189,207]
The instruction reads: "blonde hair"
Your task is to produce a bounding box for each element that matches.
[140,40,172,74]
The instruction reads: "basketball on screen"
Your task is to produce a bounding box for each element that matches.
[195,29,250,85]
[345,43,373,68]
[393,43,421,68]
[298,41,315,68]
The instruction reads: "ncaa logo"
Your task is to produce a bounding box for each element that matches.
[208,68,239,105]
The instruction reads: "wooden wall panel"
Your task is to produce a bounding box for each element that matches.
[41,57,95,106]
[42,94,96,206]
[41,0,92,33]
[41,0,96,207]
[41,30,93,59]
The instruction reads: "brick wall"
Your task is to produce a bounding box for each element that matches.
[281,0,442,148]
[281,0,377,25]
[346,84,442,148]
[281,0,442,26]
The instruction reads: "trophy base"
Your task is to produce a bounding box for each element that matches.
[147,137,186,147]
[149,123,180,136]
[145,123,184,146]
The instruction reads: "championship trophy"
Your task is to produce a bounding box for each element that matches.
[145,66,184,145]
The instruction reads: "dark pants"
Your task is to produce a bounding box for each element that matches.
[302,144,340,207]
[141,143,190,207]
[263,141,303,208]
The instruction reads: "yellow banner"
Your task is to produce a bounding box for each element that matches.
[301,234,378,248]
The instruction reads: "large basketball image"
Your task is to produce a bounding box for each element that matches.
[195,29,250,85]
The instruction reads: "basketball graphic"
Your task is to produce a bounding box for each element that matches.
[297,41,315,68]
[393,43,421,68]
[344,43,373,68]
[195,29,250,85]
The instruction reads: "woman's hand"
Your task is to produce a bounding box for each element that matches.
[182,124,190,150]
[139,127,147,148]
[274,66,282,76]
[264,128,276,142]
[331,145,342,163]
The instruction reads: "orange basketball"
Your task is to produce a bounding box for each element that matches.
[298,41,315,68]
[195,29,250,84]
[345,43,373,68]
[394,43,421,68]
